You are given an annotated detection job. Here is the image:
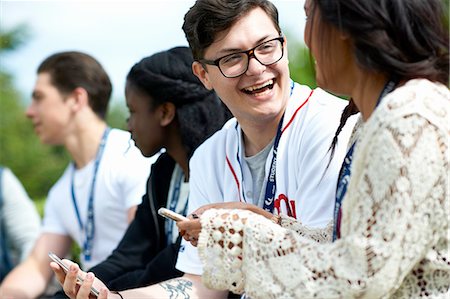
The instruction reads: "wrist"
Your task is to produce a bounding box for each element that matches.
[248,205,273,218]
[270,214,281,225]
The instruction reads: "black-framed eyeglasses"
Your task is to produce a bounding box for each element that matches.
[198,36,285,78]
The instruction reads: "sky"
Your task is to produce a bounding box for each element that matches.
[1,0,306,103]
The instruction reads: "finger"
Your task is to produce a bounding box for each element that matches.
[98,288,109,299]
[177,219,195,231]
[50,261,67,285]
[64,263,81,298]
[176,220,188,230]
[183,233,191,242]
[77,272,94,299]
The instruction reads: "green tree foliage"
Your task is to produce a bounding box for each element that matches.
[107,100,128,130]
[287,38,317,89]
[0,24,30,51]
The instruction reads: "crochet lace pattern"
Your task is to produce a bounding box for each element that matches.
[197,79,450,298]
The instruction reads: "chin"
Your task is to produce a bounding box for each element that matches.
[141,148,158,158]
[315,71,326,89]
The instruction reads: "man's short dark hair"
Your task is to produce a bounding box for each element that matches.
[37,51,112,119]
[183,0,281,60]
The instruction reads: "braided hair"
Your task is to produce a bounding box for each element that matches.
[126,46,232,158]
[327,98,359,167]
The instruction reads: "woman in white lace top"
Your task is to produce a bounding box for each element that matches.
[178,0,450,298]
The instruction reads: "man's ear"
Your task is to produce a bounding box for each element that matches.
[66,87,89,112]
[192,61,213,90]
[283,35,289,63]
[159,102,176,127]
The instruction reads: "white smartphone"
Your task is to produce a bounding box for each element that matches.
[158,207,189,222]
[48,252,100,297]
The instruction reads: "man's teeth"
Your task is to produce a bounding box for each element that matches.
[244,80,274,92]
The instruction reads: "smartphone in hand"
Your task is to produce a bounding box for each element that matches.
[158,207,189,222]
[48,252,100,297]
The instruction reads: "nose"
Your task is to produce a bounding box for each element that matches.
[245,55,266,76]
[126,117,133,133]
[25,102,35,119]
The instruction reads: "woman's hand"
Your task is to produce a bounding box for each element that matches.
[50,260,108,299]
[177,215,202,247]
[177,202,275,247]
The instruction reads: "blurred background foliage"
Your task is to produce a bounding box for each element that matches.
[0,25,316,204]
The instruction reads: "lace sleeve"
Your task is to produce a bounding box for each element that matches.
[279,214,333,243]
[198,111,448,298]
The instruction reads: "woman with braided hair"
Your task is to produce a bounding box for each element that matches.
[50,46,232,297]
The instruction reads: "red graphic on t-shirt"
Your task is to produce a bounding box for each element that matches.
[274,194,297,219]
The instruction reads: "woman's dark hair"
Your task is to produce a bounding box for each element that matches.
[311,0,449,162]
[37,51,112,119]
[313,0,448,84]
[183,0,280,60]
[126,46,232,158]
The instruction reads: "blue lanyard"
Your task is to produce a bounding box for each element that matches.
[262,81,295,212]
[235,81,294,210]
[262,113,284,213]
[333,80,397,241]
[70,127,110,261]
[166,168,188,246]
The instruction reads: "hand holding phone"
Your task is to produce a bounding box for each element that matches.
[48,252,100,297]
[158,207,189,222]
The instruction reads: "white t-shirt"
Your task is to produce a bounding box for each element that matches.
[176,82,357,275]
[1,167,40,263]
[42,128,156,269]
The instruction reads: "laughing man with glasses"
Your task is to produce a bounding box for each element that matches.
[60,1,358,298]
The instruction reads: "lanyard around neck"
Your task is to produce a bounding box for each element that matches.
[166,167,188,246]
[262,81,295,213]
[333,80,397,241]
[262,113,285,213]
[70,127,110,261]
[236,81,295,212]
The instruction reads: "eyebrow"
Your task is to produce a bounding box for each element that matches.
[215,34,274,57]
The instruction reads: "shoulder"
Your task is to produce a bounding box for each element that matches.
[105,128,149,162]
[48,164,72,189]
[290,82,347,108]
[288,82,348,122]
[106,128,133,149]
[45,164,72,205]
[285,82,352,139]
[190,118,237,164]
[0,168,22,204]
[0,167,13,186]
[152,153,175,171]
[307,87,348,117]
[374,79,450,130]
[150,153,176,181]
